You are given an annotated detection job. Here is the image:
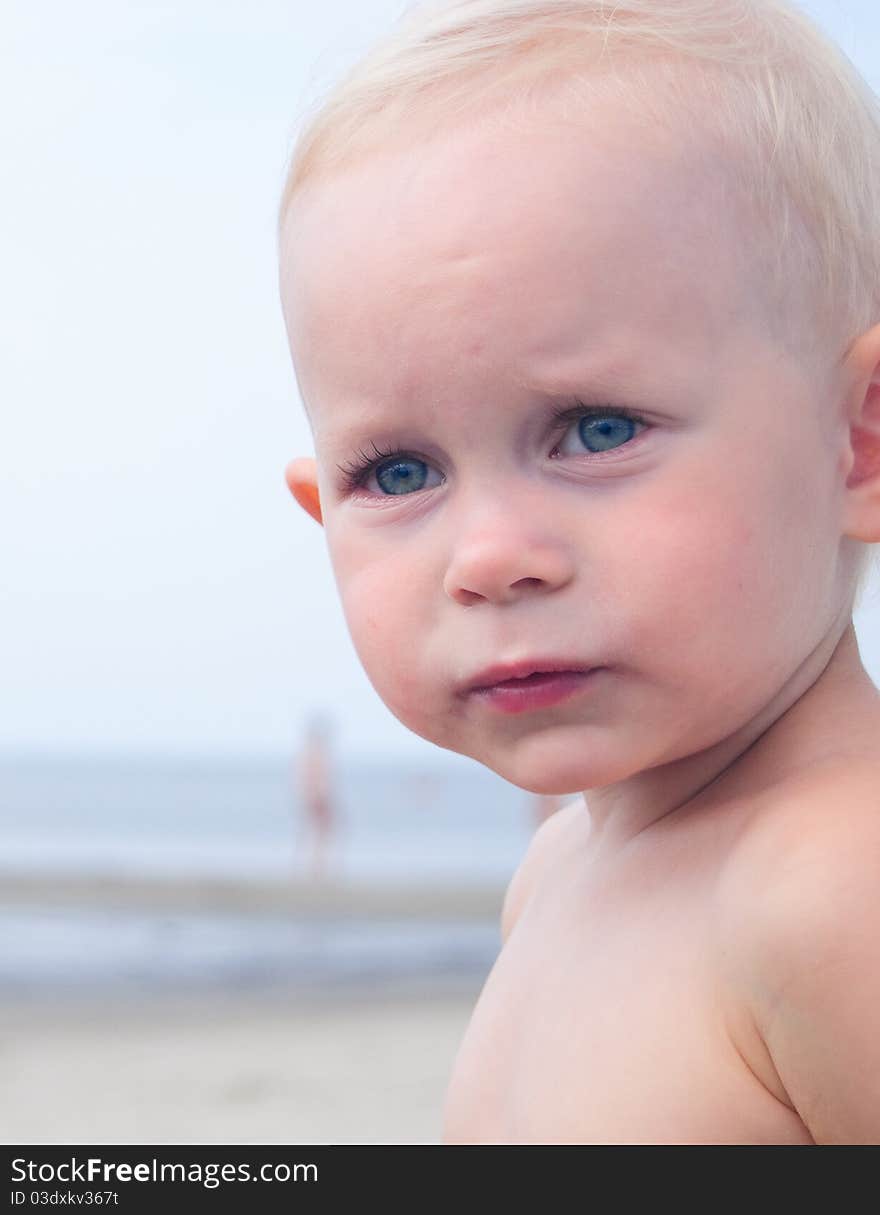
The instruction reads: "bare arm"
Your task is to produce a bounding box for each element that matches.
[740,769,880,1144]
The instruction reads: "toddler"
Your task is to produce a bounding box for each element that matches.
[277,0,880,1143]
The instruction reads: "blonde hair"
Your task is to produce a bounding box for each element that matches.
[278,0,880,599]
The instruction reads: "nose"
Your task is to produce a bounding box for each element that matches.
[442,500,575,607]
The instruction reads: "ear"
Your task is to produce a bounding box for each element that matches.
[285,457,323,526]
[841,323,880,542]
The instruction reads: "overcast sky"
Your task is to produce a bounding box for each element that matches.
[3,0,879,762]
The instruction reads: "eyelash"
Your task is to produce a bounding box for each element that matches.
[335,403,646,494]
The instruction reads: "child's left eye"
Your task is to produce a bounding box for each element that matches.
[552,406,645,458]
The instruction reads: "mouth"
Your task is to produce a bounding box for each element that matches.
[462,660,601,715]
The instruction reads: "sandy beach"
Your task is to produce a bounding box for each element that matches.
[0,979,484,1145]
[0,872,500,1145]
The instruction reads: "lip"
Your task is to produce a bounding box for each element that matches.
[463,657,596,694]
[470,668,600,715]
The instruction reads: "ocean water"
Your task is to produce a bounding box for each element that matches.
[0,754,532,882]
[0,754,534,992]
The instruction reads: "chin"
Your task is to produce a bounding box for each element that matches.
[478,734,639,796]
[446,743,584,796]
[501,766,588,796]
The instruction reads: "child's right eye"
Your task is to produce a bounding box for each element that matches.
[367,454,440,496]
[336,445,443,496]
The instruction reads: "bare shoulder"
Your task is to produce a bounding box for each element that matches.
[722,757,880,924]
[719,758,880,1142]
[500,798,585,945]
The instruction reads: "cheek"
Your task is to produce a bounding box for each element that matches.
[612,472,795,667]
[331,547,430,714]
[614,439,836,696]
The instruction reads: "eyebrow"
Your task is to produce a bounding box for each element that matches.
[316,359,649,451]
[514,358,640,398]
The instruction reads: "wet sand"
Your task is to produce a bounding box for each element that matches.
[0,871,506,920]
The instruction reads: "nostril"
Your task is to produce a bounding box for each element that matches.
[453,587,484,606]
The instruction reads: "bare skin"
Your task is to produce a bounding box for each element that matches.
[443,626,880,1143]
[278,90,880,1142]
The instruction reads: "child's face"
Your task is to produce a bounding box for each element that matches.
[279,104,854,794]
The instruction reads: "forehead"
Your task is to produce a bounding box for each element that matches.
[280,100,767,426]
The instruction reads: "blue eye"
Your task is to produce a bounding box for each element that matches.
[337,443,439,496]
[578,414,637,452]
[375,457,429,495]
[551,405,645,461]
